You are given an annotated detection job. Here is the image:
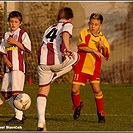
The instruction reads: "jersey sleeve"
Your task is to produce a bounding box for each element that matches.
[22,32,31,53]
[77,28,89,47]
[62,23,73,37]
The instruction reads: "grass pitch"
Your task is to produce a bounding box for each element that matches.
[0,83,133,131]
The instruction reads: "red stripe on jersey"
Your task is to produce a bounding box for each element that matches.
[78,34,91,50]
[7,50,13,71]
[74,34,91,72]
[47,43,54,65]
[18,29,30,53]
[60,42,66,62]
[18,30,25,72]
[73,51,85,72]
[18,29,25,43]
[23,45,31,53]
[85,34,91,46]
[18,48,24,72]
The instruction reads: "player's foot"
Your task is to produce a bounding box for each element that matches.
[37,121,47,131]
[0,98,3,105]
[6,116,24,125]
[73,102,84,120]
[97,112,105,123]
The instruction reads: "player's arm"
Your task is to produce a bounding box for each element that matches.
[78,29,104,59]
[98,40,107,56]
[98,39,110,60]
[62,32,71,52]
[3,54,12,68]
[62,32,73,57]
[0,38,12,68]
[78,46,104,59]
[7,36,25,51]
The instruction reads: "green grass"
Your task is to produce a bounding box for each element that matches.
[0,83,133,131]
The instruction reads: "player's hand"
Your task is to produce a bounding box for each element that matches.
[93,50,105,59]
[7,37,17,45]
[65,49,75,59]
[98,40,106,50]
[3,57,13,68]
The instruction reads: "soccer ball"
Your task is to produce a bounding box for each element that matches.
[13,93,31,111]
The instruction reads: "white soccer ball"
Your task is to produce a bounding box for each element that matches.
[13,93,31,111]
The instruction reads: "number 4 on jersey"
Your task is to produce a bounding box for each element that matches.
[46,28,57,42]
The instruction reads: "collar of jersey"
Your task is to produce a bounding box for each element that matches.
[10,28,21,35]
[59,20,67,23]
[87,29,103,37]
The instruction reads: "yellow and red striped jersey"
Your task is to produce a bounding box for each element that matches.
[76,28,110,75]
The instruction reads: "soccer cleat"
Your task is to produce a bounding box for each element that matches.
[6,116,24,125]
[73,102,84,120]
[0,98,3,105]
[97,112,105,123]
[37,121,47,131]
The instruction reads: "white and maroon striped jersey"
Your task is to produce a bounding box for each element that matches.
[37,21,73,65]
[0,28,31,73]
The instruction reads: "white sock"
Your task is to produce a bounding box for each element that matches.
[37,96,47,124]
[6,96,23,120]
[15,108,23,120]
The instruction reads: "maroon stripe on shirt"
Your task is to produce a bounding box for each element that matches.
[18,29,25,72]
[47,43,54,65]
[18,29,31,53]
[18,29,25,43]
[60,41,66,62]
[18,48,24,72]
[7,50,13,71]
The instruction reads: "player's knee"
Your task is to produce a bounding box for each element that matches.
[94,91,103,99]
[1,91,12,100]
[71,84,80,95]
[71,89,80,95]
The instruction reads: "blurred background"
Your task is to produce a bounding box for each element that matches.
[0,1,132,84]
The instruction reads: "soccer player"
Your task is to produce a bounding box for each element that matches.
[71,13,110,123]
[0,11,31,124]
[37,7,78,131]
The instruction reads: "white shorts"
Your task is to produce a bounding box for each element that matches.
[1,71,25,92]
[38,52,78,86]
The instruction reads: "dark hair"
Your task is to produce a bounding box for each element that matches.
[8,11,22,22]
[90,13,103,24]
[57,7,73,21]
